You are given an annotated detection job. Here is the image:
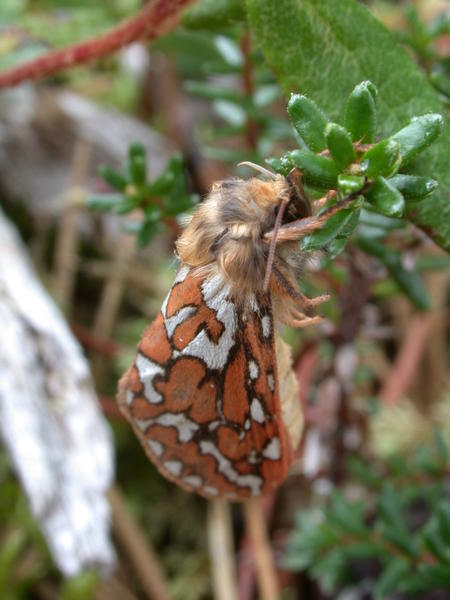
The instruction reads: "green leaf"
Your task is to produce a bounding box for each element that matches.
[417,564,450,589]
[374,558,410,599]
[422,529,450,563]
[338,174,365,194]
[311,549,347,593]
[287,149,339,187]
[129,155,147,187]
[437,502,450,544]
[137,220,164,248]
[246,0,450,250]
[390,113,444,165]
[360,139,401,178]
[389,174,438,201]
[433,429,448,466]
[325,122,356,170]
[365,177,405,217]
[86,194,126,212]
[324,492,368,536]
[129,142,145,162]
[184,80,241,103]
[344,81,377,143]
[357,237,430,310]
[287,94,328,152]
[98,165,128,191]
[266,155,291,176]
[301,200,361,253]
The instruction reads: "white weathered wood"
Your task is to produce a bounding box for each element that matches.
[0,86,172,219]
[0,209,116,576]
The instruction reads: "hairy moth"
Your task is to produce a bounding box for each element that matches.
[119,164,350,500]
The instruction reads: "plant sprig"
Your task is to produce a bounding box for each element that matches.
[87,144,197,248]
[267,80,443,309]
[284,432,450,598]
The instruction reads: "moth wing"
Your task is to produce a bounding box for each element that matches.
[118,266,294,500]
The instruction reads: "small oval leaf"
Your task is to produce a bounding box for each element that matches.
[344,81,377,143]
[287,93,328,152]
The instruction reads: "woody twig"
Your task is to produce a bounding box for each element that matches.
[207,500,238,600]
[243,498,280,600]
[0,0,196,90]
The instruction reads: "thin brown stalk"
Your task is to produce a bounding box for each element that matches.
[90,230,136,384]
[53,138,91,311]
[207,500,238,600]
[380,313,434,406]
[70,323,121,357]
[243,498,280,600]
[0,0,196,89]
[108,486,172,600]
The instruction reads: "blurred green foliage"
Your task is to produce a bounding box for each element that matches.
[395,6,450,101]
[285,432,450,597]
[87,145,197,247]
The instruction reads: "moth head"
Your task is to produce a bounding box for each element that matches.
[238,162,311,225]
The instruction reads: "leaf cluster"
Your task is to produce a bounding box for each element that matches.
[284,432,450,598]
[87,145,197,247]
[268,81,442,309]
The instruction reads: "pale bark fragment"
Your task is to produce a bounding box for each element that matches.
[0,210,116,576]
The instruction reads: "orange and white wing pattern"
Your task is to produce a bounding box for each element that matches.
[118,265,293,500]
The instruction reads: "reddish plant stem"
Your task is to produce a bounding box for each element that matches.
[295,342,320,419]
[237,495,276,600]
[0,0,195,89]
[380,313,434,406]
[70,322,120,357]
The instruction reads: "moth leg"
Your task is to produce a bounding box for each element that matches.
[311,189,337,212]
[265,188,364,244]
[279,307,324,328]
[270,263,330,310]
[287,315,324,328]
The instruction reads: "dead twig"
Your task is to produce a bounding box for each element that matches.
[207,500,238,600]
[238,495,276,600]
[242,498,280,600]
[0,0,196,89]
[380,313,434,406]
[108,486,172,600]
[53,139,91,310]
[70,323,121,357]
[90,230,136,385]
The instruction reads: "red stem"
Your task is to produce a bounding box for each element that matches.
[380,313,434,405]
[0,0,195,89]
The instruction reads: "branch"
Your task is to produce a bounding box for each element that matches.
[242,498,280,600]
[207,500,238,600]
[0,0,195,89]
[380,313,434,405]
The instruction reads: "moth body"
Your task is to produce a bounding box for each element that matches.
[119,168,331,500]
[176,174,308,306]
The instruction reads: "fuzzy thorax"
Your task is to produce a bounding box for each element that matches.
[176,176,291,304]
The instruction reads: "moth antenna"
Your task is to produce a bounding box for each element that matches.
[237,161,278,180]
[263,197,288,293]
